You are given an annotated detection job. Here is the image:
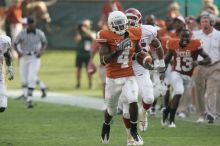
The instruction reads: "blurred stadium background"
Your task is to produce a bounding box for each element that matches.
[26,0,220,48]
[3,0,219,49]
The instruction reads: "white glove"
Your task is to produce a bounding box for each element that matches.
[7,66,14,80]
[157,59,166,73]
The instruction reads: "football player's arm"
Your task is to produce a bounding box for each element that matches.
[4,48,14,80]
[73,32,81,43]
[134,41,141,53]
[151,37,166,72]
[4,49,12,67]
[151,37,164,60]
[37,32,48,57]
[40,38,48,54]
[99,43,117,65]
[83,28,96,40]
[164,49,173,67]
[196,48,211,66]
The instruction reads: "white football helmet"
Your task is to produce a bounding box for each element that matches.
[108,11,128,36]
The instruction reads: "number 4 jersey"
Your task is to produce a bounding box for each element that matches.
[96,27,141,78]
[166,39,202,76]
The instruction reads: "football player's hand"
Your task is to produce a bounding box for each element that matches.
[157,59,166,73]
[116,38,131,52]
[7,66,14,80]
[143,62,154,70]
[87,61,97,75]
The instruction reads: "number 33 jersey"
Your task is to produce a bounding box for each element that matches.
[96,27,141,78]
[166,39,202,76]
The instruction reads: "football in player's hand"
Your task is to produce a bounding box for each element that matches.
[135,50,152,66]
[87,62,97,75]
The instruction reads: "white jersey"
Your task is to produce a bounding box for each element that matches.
[0,35,11,81]
[133,25,157,75]
[14,29,47,55]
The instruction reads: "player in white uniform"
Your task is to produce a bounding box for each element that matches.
[118,8,165,145]
[0,35,14,112]
[14,17,47,108]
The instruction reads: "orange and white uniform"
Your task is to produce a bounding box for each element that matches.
[96,27,141,116]
[166,39,202,95]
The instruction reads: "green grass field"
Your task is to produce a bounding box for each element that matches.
[2,50,220,146]
[0,99,220,146]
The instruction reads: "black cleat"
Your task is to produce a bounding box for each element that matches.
[41,88,48,98]
[161,108,169,126]
[101,123,110,144]
[207,114,214,124]
[27,101,34,109]
[130,130,143,145]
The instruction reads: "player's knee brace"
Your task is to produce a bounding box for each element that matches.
[142,97,154,110]
[143,96,154,105]
[127,96,138,104]
[0,107,6,112]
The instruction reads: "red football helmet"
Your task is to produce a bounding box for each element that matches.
[125,8,142,27]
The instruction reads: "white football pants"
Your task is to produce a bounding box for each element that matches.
[19,55,41,90]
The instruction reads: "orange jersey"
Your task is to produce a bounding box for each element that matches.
[96,27,141,78]
[166,39,202,76]
[169,31,180,39]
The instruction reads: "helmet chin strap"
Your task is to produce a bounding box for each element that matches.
[116,31,129,38]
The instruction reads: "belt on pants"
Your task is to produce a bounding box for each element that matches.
[25,52,37,56]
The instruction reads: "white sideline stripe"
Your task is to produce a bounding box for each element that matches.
[7,90,105,110]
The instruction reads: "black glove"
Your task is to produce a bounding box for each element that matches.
[116,38,131,52]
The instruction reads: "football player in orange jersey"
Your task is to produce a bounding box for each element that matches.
[163,29,211,127]
[96,11,152,145]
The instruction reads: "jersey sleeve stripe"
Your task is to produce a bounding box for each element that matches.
[96,38,107,43]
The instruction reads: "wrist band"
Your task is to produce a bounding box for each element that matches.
[143,56,151,65]
[159,59,165,67]
[156,43,162,49]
